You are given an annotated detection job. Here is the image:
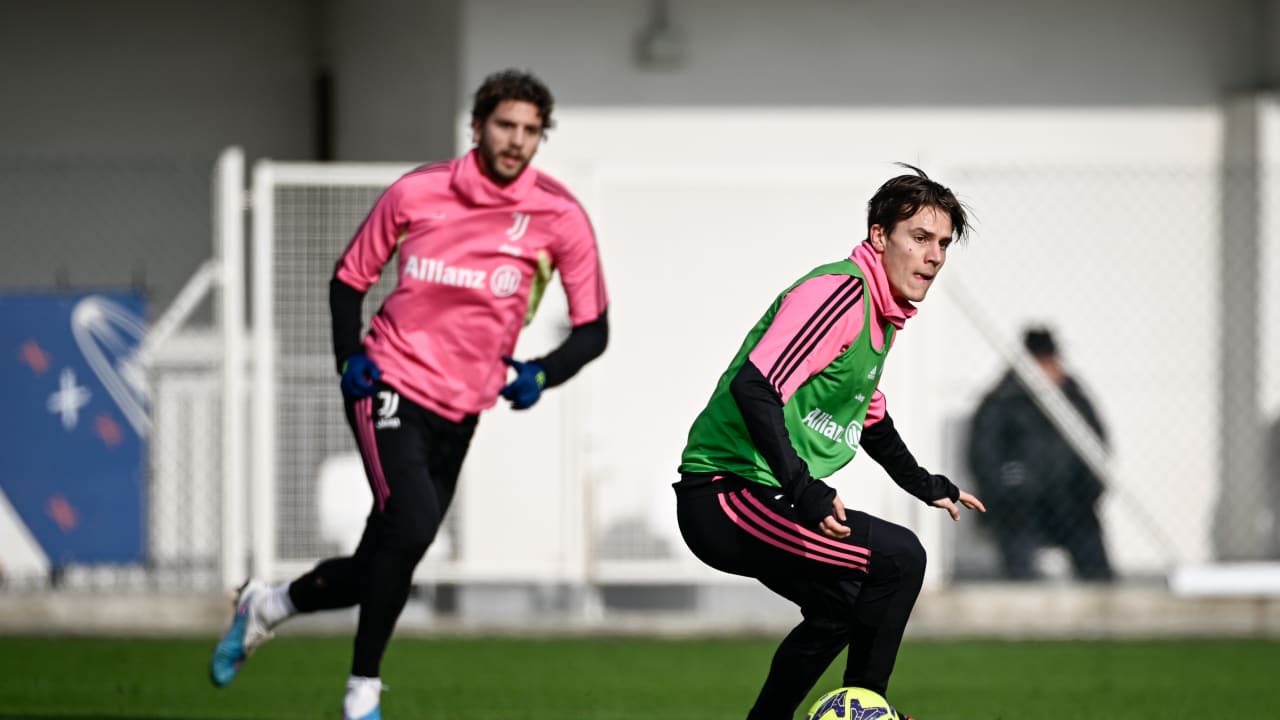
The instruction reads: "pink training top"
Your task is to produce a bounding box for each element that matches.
[335,149,608,421]
[747,240,917,427]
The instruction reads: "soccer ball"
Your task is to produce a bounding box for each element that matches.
[806,686,900,720]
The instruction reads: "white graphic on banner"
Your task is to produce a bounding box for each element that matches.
[46,368,91,430]
[71,296,149,438]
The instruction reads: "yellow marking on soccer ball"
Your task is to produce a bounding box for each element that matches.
[806,686,900,720]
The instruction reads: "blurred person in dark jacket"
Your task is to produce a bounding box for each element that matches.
[967,327,1114,581]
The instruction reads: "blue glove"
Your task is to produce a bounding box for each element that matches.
[500,356,546,410]
[340,353,382,398]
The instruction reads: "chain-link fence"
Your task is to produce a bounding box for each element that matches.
[940,162,1279,581]
[2,152,1277,601]
[269,181,408,564]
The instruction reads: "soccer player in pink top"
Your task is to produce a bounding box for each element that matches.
[210,69,609,720]
[677,166,984,720]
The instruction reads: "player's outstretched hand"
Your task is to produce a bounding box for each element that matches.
[340,353,382,398]
[931,489,986,521]
[819,495,851,539]
[500,356,546,410]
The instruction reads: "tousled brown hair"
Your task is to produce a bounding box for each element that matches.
[471,69,555,132]
[866,163,969,242]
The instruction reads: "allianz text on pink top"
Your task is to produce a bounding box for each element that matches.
[335,150,608,421]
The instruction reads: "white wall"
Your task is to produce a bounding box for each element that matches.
[1262,100,1280,555]
[452,105,1226,585]
[1264,101,1280,432]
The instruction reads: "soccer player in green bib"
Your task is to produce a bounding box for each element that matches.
[676,165,985,720]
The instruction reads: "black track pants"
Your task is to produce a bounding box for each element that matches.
[675,476,926,720]
[288,384,477,677]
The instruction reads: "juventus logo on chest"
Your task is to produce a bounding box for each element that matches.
[499,212,531,257]
[506,212,530,241]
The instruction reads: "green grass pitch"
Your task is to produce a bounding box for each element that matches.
[0,635,1276,719]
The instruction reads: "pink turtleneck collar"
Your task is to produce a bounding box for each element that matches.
[850,239,917,330]
[450,149,538,207]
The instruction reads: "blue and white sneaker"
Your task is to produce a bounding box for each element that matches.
[209,578,274,687]
[343,676,385,720]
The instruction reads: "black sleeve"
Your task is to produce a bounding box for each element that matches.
[532,310,609,388]
[729,360,836,525]
[330,275,367,374]
[860,411,959,504]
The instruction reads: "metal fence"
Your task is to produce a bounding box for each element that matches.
[2,147,1278,615]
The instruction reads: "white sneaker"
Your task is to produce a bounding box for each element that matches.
[344,676,385,720]
[209,578,275,687]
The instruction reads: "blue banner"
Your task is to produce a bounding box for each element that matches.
[0,292,148,565]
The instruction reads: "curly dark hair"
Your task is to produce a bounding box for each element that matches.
[866,163,969,243]
[471,69,555,132]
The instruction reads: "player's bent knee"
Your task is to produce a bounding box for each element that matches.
[879,522,927,582]
[901,533,927,580]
